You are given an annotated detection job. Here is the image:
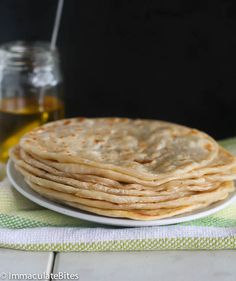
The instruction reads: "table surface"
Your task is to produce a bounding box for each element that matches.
[0,249,236,281]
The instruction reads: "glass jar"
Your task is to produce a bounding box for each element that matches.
[0,41,64,162]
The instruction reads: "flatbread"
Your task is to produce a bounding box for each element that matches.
[25,181,232,220]
[17,165,196,204]
[20,118,218,180]
[24,178,234,210]
[18,146,125,188]
[24,146,236,186]
[64,201,212,220]
[11,146,222,194]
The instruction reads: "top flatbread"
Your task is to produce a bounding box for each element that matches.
[20,118,218,181]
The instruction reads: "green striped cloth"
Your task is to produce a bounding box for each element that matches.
[0,138,236,251]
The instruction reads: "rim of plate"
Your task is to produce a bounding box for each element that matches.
[6,159,236,227]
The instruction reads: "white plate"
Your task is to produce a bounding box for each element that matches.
[7,159,236,227]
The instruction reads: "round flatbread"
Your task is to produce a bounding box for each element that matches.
[25,181,233,220]
[20,118,218,181]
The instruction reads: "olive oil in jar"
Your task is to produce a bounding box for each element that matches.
[0,41,64,162]
[0,95,64,162]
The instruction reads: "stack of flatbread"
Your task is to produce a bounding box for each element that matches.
[10,118,236,220]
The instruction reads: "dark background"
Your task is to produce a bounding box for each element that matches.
[0,0,236,139]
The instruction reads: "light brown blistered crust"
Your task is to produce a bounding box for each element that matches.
[20,118,219,180]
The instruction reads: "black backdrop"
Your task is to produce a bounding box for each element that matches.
[0,0,236,139]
